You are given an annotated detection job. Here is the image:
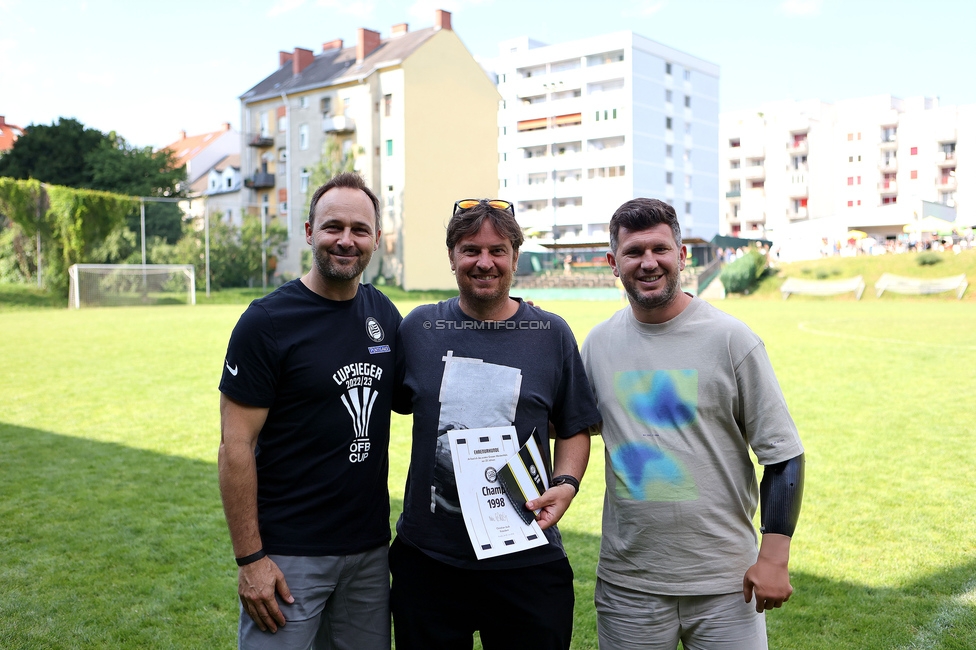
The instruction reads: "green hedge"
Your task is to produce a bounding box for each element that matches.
[720,249,767,294]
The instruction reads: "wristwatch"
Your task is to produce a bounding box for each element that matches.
[550,474,580,495]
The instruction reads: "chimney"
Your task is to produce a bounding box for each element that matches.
[0,116,6,127]
[279,51,293,67]
[221,122,231,131]
[392,23,408,36]
[179,130,187,141]
[322,38,344,52]
[357,28,381,63]
[292,47,314,75]
[434,9,451,31]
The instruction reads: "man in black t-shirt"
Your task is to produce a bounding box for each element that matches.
[218,172,403,650]
[390,199,601,650]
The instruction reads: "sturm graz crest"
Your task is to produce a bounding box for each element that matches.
[365,317,384,342]
[485,466,498,483]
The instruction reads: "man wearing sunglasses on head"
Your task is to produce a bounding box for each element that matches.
[389,198,601,650]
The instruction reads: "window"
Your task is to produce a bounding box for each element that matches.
[848,200,853,207]
[300,168,309,193]
[260,112,270,136]
[911,170,918,179]
[300,96,309,109]
[384,94,392,117]
[299,124,309,150]
[227,177,232,189]
[729,139,740,148]
[847,177,854,185]
[665,62,672,75]
[665,89,673,103]
[882,196,897,205]
[685,123,691,134]
[386,140,393,156]
[321,97,332,115]
[278,115,287,132]
[848,133,853,141]
[684,95,691,108]
[685,202,692,214]
[857,176,861,185]
[857,200,861,206]
[683,70,691,80]
[730,159,740,169]
[911,147,918,155]
[666,144,673,158]
[684,174,692,188]
[849,156,853,162]
[666,172,673,185]
[684,150,691,163]
[666,117,672,130]
[750,180,764,189]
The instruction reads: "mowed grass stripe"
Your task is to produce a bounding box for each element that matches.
[1,298,975,649]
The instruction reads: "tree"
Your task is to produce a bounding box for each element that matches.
[0,118,105,188]
[87,133,186,245]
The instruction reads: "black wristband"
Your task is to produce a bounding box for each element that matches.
[235,549,267,566]
[550,474,580,495]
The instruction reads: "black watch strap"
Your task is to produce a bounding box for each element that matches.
[550,474,580,495]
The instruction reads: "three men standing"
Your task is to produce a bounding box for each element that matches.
[581,198,805,649]
[218,172,402,649]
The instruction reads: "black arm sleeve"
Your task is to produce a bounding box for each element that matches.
[759,453,805,537]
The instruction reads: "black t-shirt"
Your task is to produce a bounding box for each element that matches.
[219,280,403,556]
[394,297,601,570]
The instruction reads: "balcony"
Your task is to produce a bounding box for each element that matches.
[936,175,958,191]
[726,189,741,199]
[322,115,355,133]
[878,136,897,150]
[878,180,898,194]
[742,165,765,181]
[788,207,809,221]
[247,132,273,148]
[788,173,808,198]
[878,158,898,173]
[787,138,808,155]
[244,172,275,189]
[937,151,957,167]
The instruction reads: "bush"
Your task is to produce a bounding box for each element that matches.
[917,252,942,266]
[720,250,767,294]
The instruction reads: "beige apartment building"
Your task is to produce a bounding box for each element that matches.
[239,9,499,290]
[720,95,974,260]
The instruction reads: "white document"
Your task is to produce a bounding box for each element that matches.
[447,426,549,560]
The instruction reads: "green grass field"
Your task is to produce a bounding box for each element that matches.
[1,277,975,648]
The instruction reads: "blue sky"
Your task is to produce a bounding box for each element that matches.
[2,0,974,149]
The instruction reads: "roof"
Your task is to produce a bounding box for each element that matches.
[160,126,234,169]
[211,153,240,173]
[240,27,439,103]
[0,116,25,153]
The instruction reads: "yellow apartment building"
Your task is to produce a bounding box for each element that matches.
[239,9,499,290]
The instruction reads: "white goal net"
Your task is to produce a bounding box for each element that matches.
[68,264,196,309]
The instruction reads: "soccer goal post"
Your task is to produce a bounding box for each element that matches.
[68,264,196,309]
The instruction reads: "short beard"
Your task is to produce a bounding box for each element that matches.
[622,271,680,311]
[314,248,370,283]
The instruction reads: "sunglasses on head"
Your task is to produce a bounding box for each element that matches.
[453,199,515,216]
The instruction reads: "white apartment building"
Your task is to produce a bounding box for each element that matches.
[493,32,720,244]
[720,95,975,259]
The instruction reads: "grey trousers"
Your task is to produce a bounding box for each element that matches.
[238,545,390,650]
